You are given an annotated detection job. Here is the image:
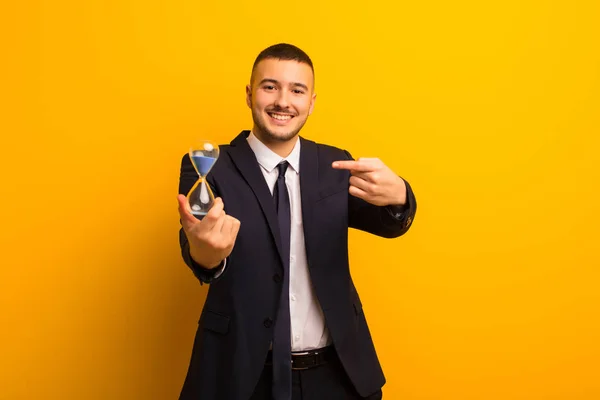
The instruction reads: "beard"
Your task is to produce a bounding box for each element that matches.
[251,107,308,143]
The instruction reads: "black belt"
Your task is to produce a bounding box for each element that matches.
[265,346,334,370]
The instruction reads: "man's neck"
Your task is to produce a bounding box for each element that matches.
[252,129,299,158]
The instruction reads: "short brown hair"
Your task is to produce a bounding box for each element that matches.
[252,43,314,77]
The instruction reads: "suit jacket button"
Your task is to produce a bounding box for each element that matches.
[273,273,282,283]
[263,318,273,328]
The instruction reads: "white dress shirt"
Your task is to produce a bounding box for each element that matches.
[247,132,331,351]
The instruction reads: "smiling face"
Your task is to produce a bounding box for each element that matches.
[246,58,316,145]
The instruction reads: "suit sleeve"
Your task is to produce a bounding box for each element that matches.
[178,153,226,284]
[344,150,417,238]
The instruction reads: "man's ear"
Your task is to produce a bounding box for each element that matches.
[246,84,252,108]
[308,93,316,116]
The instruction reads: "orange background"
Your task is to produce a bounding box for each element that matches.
[2,1,600,399]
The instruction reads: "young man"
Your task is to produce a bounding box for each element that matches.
[177,43,416,400]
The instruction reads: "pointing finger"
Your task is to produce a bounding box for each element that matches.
[332,159,374,172]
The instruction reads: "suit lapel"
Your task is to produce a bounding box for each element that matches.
[299,137,319,269]
[228,131,284,265]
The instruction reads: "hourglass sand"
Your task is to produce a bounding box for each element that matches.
[187,140,219,218]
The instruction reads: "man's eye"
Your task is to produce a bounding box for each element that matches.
[293,89,305,94]
[264,85,276,90]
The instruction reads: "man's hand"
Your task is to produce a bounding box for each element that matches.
[332,157,407,207]
[177,195,241,269]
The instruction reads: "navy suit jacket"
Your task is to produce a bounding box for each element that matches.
[178,131,416,399]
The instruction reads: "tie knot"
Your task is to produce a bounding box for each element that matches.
[277,161,289,178]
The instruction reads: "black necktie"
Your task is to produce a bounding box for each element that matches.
[272,161,292,400]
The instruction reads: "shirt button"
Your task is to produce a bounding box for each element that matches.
[291,294,296,302]
[263,318,273,328]
[294,335,300,342]
[273,273,282,283]
[290,256,295,262]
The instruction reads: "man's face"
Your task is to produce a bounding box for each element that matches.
[246,58,316,142]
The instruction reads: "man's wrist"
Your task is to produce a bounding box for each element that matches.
[190,248,222,270]
[393,177,408,206]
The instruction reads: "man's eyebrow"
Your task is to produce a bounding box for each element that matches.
[258,79,309,91]
[291,82,309,91]
[259,78,279,85]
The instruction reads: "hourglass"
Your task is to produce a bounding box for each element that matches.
[187,140,219,218]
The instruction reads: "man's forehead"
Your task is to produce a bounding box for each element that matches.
[252,58,314,85]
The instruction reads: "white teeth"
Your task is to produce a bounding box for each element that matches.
[269,113,292,121]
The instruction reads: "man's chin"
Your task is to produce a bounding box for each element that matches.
[268,130,298,142]
[252,114,306,142]
[261,124,300,142]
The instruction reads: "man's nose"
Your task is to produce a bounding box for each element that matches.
[274,90,290,109]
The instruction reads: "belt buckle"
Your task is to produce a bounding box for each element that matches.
[291,350,324,370]
[291,356,310,370]
[291,364,309,370]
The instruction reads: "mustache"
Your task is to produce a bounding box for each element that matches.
[266,107,296,116]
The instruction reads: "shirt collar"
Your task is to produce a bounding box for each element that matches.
[247,131,301,174]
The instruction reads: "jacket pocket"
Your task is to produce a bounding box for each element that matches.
[317,185,347,202]
[201,310,230,334]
